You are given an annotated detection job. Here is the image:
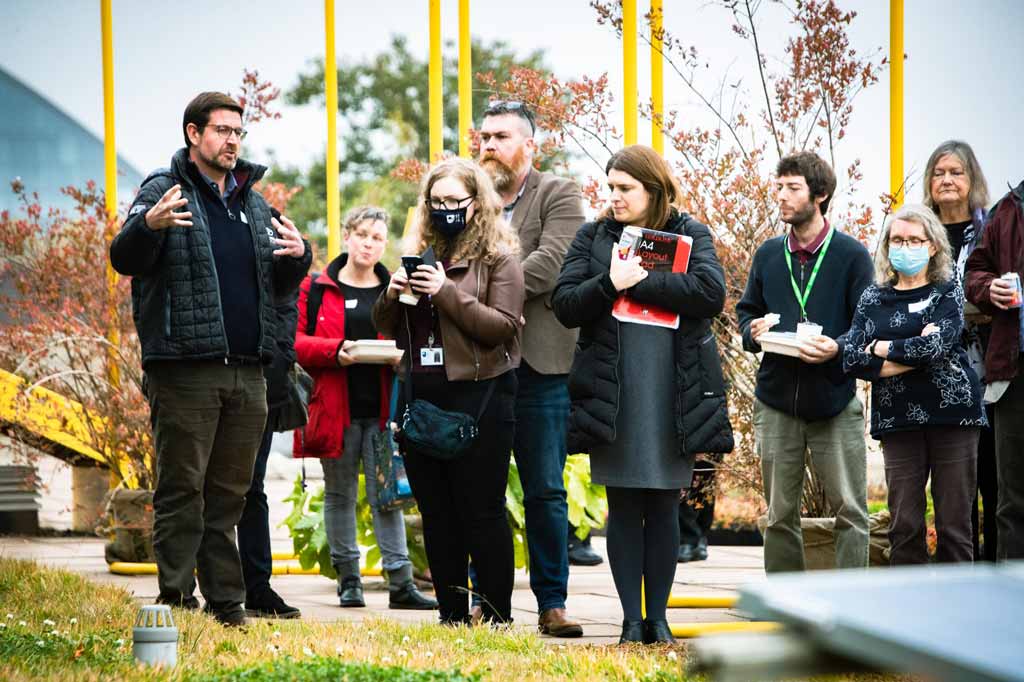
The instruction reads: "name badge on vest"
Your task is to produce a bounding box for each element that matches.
[345,299,358,309]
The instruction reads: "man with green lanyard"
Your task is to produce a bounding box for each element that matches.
[736,152,874,573]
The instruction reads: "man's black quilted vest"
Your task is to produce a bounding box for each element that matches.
[112,148,290,368]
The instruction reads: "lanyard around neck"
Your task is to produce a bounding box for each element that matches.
[784,228,834,321]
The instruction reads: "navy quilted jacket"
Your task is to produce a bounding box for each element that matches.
[552,211,735,458]
[109,148,311,367]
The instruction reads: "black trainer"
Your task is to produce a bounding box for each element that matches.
[245,588,301,619]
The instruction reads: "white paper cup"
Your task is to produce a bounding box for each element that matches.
[399,287,421,306]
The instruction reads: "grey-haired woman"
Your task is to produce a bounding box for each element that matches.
[841,204,986,565]
[923,140,997,561]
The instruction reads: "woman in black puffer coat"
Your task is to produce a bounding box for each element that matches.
[552,145,733,645]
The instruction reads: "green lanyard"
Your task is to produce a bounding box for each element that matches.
[784,228,834,322]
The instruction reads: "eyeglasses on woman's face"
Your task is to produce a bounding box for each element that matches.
[889,237,930,248]
[427,195,475,211]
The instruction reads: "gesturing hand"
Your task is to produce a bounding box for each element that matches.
[609,245,648,291]
[410,264,447,296]
[144,184,192,230]
[272,214,306,258]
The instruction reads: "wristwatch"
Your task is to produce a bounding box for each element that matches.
[868,339,879,357]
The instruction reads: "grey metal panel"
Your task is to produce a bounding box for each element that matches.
[737,564,1024,682]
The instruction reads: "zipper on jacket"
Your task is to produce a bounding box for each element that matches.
[164,288,172,338]
[611,319,622,442]
[241,196,267,361]
[473,265,481,381]
[793,254,806,414]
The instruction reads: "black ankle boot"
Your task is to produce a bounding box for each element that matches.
[385,564,438,610]
[337,576,365,607]
[619,619,644,644]
[389,582,438,610]
[643,619,676,645]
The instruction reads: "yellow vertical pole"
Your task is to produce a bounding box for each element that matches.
[650,0,663,154]
[101,1,116,222]
[324,0,341,258]
[100,0,120,394]
[458,0,471,157]
[889,0,904,208]
[622,0,638,146]
[100,0,123,482]
[429,0,443,161]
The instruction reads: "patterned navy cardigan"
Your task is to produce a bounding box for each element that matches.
[840,278,987,439]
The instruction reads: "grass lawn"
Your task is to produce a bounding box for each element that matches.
[0,557,691,681]
[0,557,920,681]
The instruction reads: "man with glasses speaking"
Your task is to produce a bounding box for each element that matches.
[477,101,587,636]
[110,92,311,626]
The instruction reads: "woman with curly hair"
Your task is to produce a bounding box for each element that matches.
[373,157,525,625]
[841,204,986,565]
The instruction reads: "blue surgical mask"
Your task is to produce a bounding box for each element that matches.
[430,207,468,238]
[890,245,930,276]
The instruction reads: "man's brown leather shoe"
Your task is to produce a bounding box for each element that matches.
[538,608,583,637]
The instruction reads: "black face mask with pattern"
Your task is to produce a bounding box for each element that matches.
[430,206,469,238]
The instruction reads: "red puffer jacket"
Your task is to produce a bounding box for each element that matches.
[292,256,393,458]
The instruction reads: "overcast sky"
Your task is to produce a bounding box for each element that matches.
[2,0,1022,217]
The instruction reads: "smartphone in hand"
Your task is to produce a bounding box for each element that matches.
[399,255,425,305]
[401,255,425,275]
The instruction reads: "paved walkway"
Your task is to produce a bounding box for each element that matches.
[4,449,768,645]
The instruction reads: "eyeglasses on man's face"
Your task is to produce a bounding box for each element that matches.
[427,195,474,211]
[889,237,930,248]
[205,124,247,141]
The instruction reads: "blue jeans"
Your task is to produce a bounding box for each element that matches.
[237,418,273,597]
[513,363,570,612]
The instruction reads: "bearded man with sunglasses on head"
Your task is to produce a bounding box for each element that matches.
[476,101,588,637]
[110,92,310,626]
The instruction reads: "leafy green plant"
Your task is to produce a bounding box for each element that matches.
[283,454,607,575]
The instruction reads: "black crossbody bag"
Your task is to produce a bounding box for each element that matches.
[397,307,495,460]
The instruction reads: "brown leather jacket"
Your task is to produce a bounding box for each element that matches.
[373,252,525,381]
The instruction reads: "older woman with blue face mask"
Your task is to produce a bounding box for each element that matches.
[841,204,987,565]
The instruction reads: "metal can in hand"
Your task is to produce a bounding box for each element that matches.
[1002,272,1022,308]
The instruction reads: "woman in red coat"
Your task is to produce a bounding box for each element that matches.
[294,206,436,610]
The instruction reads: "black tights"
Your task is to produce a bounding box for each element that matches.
[605,486,680,622]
